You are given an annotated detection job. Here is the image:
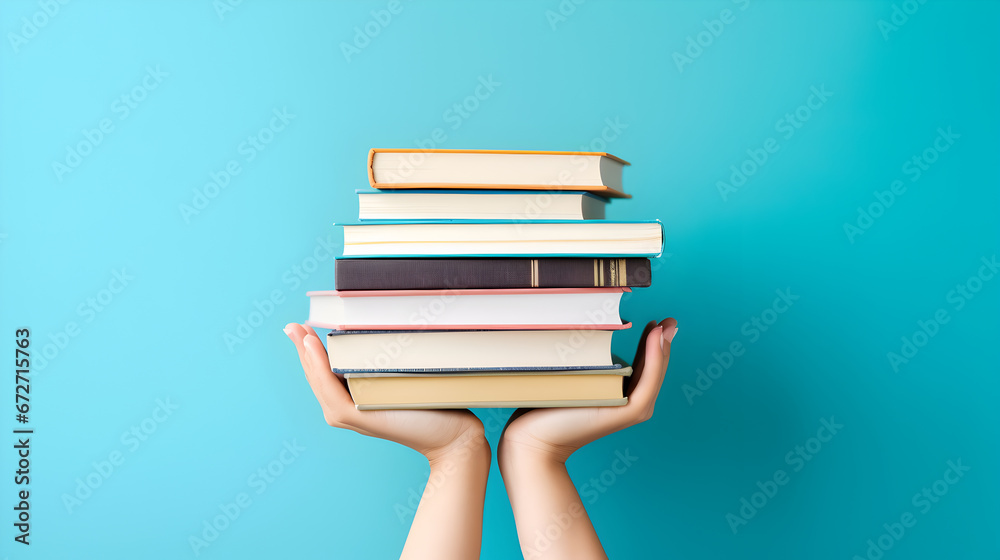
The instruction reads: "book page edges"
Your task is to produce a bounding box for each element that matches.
[356,398,628,410]
[369,183,630,198]
[370,148,630,166]
[367,148,377,187]
[305,320,632,331]
[346,366,632,378]
[307,287,630,297]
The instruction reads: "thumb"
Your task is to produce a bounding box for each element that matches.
[626,318,677,415]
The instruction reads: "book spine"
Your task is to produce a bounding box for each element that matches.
[335,258,651,290]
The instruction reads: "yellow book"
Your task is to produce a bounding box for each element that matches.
[345,366,632,410]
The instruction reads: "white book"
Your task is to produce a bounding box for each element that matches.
[325,329,618,371]
[305,288,629,330]
[337,220,663,258]
[357,190,606,221]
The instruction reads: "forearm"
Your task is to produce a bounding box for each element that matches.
[401,431,491,560]
[499,443,606,560]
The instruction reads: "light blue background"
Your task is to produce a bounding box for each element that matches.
[1,1,998,558]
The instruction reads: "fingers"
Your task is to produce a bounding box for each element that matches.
[624,317,677,422]
[302,324,320,340]
[284,323,312,372]
[625,320,658,397]
[284,323,357,427]
[302,333,357,416]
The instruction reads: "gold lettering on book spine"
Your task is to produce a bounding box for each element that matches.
[593,260,599,287]
[530,259,538,287]
[598,259,605,286]
[609,259,618,286]
[619,259,627,286]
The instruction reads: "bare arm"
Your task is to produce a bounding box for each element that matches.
[498,319,677,559]
[403,431,491,559]
[285,323,489,560]
[500,443,604,559]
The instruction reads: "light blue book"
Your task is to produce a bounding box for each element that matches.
[333,219,664,258]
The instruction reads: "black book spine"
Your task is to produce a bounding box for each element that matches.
[335,258,652,290]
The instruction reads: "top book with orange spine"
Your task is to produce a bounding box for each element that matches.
[367,149,631,198]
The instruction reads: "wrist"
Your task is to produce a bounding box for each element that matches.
[498,435,571,478]
[424,424,491,469]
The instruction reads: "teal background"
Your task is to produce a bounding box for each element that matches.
[1,0,998,558]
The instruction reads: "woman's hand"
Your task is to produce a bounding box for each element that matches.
[497,318,677,560]
[285,322,490,560]
[284,322,486,462]
[499,317,677,464]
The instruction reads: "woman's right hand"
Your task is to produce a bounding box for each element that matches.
[283,323,487,462]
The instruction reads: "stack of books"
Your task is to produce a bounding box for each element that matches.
[306,149,663,410]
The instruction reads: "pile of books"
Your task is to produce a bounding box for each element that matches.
[306,149,663,409]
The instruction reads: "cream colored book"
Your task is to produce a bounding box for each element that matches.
[368,149,631,198]
[345,367,632,410]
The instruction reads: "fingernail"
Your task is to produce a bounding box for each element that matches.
[661,325,677,350]
[283,324,294,336]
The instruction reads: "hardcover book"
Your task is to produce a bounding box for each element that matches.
[368,149,630,198]
[336,220,664,258]
[357,189,606,221]
[345,366,633,410]
[306,287,630,330]
[325,329,621,372]
[334,257,652,290]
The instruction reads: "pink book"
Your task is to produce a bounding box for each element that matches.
[305,287,632,331]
